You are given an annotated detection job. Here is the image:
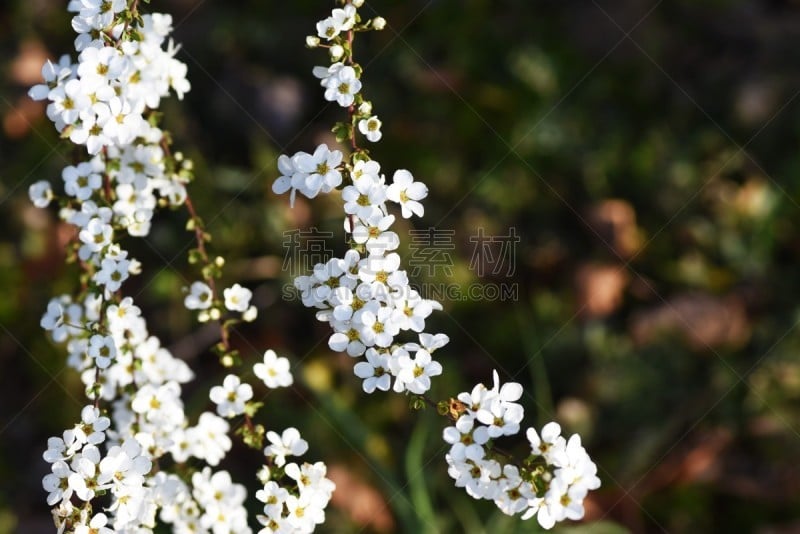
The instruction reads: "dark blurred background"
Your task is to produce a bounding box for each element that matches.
[3,0,800,532]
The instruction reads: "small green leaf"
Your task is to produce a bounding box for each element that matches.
[244,401,264,418]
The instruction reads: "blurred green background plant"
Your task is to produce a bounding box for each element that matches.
[3,0,800,532]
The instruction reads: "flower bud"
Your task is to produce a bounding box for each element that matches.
[352,0,365,7]
[306,35,320,48]
[243,305,258,322]
[128,259,142,275]
[358,101,373,115]
[373,17,386,30]
[330,44,345,61]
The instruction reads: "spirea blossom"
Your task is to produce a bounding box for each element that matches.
[272,96,441,397]
[28,1,312,532]
[209,374,254,418]
[443,372,601,529]
[254,349,294,389]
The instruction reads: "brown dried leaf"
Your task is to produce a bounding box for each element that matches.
[586,199,642,258]
[629,292,750,350]
[328,464,395,532]
[575,263,629,318]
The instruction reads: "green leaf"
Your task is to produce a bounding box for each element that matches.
[405,415,439,534]
[244,401,264,418]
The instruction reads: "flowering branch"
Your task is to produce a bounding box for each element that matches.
[272,0,601,529]
[29,1,333,532]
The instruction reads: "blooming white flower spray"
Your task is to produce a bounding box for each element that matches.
[31,2,332,532]
[272,0,601,529]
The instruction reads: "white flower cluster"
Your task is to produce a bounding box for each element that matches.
[43,406,154,531]
[32,3,334,533]
[274,2,446,397]
[255,428,335,533]
[29,6,188,154]
[185,280,258,323]
[153,469,251,534]
[444,371,601,529]
[208,350,293,418]
[283,1,604,531]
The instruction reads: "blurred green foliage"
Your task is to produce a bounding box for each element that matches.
[3,0,800,532]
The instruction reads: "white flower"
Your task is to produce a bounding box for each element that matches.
[76,0,126,30]
[43,460,73,505]
[316,17,340,41]
[75,405,110,445]
[352,213,399,256]
[392,291,435,333]
[538,476,585,528]
[209,374,253,418]
[333,4,357,32]
[29,180,54,207]
[94,255,131,293]
[295,144,343,196]
[418,332,450,352]
[341,172,386,220]
[253,349,293,388]
[328,326,366,357]
[47,78,90,127]
[358,304,402,347]
[474,374,524,438]
[63,161,103,200]
[67,444,100,501]
[223,283,252,312]
[353,348,392,393]
[190,413,231,466]
[28,55,73,101]
[358,252,403,287]
[284,492,326,532]
[358,116,382,142]
[273,145,344,205]
[386,169,427,218]
[184,281,213,310]
[88,334,116,369]
[256,480,290,522]
[284,461,335,498]
[526,422,566,464]
[78,217,113,253]
[321,64,361,107]
[316,4,357,41]
[391,348,442,394]
[264,427,309,467]
[443,415,489,462]
[74,512,114,534]
[272,152,302,206]
[350,158,381,182]
[98,439,151,490]
[556,434,601,493]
